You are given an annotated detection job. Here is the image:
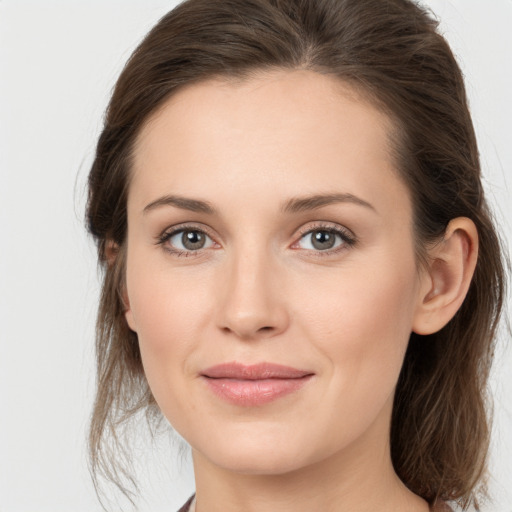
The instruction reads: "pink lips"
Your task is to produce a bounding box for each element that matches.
[200,362,314,406]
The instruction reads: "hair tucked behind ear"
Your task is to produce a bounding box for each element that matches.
[86,0,507,508]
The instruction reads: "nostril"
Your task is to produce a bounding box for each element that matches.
[217,300,289,339]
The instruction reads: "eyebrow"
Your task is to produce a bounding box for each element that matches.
[143,195,216,215]
[143,192,376,216]
[282,193,377,214]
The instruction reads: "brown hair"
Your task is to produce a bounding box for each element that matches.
[86,0,507,509]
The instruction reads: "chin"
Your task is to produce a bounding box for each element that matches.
[209,445,311,475]
[189,421,335,476]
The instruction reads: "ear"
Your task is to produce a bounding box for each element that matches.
[106,240,138,332]
[124,308,137,333]
[123,288,137,333]
[105,239,119,266]
[413,217,478,335]
[121,277,137,333]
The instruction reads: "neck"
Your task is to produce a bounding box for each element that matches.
[191,399,429,512]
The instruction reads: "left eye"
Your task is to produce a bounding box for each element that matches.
[167,229,215,251]
[297,229,346,251]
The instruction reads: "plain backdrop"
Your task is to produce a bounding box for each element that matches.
[0,1,510,511]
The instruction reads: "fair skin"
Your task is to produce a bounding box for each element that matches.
[122,70,478,512]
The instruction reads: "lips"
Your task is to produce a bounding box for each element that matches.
[200,362,314,406]
[202,362,312,380]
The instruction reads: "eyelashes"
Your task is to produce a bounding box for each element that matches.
[156,222,357,258]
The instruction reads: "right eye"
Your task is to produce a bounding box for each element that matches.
[160,228,216,254]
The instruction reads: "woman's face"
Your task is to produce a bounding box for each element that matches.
[124,70,428,475]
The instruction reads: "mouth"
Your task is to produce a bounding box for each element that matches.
[200,362,315,406]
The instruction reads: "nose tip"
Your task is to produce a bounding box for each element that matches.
[216,257,289,340]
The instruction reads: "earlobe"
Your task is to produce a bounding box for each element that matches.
[412,217,478,335]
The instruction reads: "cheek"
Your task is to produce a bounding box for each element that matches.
[124,250,213,399]
[295,250,419,401]
[127,244,211,339]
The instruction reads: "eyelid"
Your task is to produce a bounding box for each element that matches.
[295,221,355,239]
[157,222,216,240]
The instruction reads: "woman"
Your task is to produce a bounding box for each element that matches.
[86,0,507,511]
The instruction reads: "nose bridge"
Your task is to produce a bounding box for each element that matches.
[217,240,288,339]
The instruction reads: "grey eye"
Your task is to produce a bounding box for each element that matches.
[182,231,205,250]
[168,230,214,251]
[298,230,343,251]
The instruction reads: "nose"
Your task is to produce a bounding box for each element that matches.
[216,247,289,340]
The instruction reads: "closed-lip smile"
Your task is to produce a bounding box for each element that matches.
[200,362,314,406]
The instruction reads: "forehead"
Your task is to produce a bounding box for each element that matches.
[134,69,393,162]
[129,69,410,219]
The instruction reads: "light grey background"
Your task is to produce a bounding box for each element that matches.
[0,1,510,511]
